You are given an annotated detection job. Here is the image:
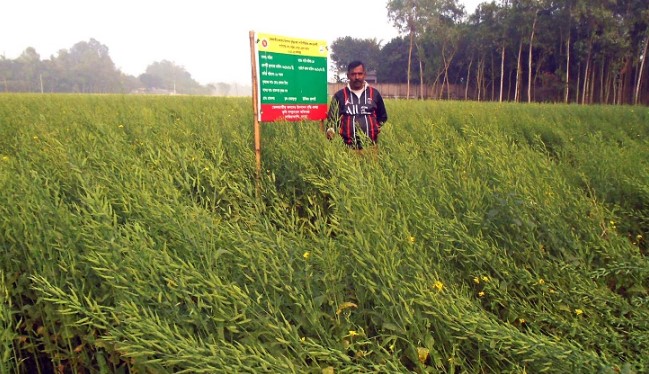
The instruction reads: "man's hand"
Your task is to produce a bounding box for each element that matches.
[326,127,336,140]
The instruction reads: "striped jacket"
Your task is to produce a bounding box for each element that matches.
[327,83,388,147]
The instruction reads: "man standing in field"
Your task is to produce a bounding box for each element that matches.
[326,60,388,149]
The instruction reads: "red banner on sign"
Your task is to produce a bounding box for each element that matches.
[260,103,327,122]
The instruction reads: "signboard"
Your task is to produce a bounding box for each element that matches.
[254,32,328,122]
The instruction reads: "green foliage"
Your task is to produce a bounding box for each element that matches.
[330,37,383,81]
[0,94,648,373]
[140,60,210,95]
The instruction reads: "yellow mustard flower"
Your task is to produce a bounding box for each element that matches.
[303,251,310,260]
[417,347,429,363]
[473,277,480,284]
[348,330,359,337]
[575,309,583,316]
[1,156,8,161]
[538,278,545,285]
[478,291,485,297]
[481,275,490,282]
[434,280,444,291]
[336,302,358,315]
[118,124,124,128]
[408,236,415,244]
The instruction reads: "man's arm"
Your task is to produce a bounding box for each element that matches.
[375,92,388,125]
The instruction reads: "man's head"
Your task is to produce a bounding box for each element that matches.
[347,60,366,90]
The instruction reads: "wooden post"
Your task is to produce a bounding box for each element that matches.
[249,31,262,189]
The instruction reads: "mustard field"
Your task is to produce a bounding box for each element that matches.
[1,94,648,373]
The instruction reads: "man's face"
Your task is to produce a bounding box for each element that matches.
[347,65,365,90]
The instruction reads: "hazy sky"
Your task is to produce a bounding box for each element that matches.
[2,0,482,85]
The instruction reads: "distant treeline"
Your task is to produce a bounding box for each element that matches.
[0,38,249,96]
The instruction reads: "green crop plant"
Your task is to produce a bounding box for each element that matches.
[0,94,647,373]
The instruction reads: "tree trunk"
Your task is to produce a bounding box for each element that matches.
[407,28,414,99]
[419,59,424,99]
[415,39,424,99]
[576,62,581,104]
[508,69,514,101]
[635,32,648,105]
[442,45,457,100]
[621,57,632,104]
[477,58,484,101]
[565,32,571,103]
[432,69,444,99]
[589,64,596,104]
[491,51,496,101]
[528,10,539,103]
[515,40,523,102]
[582,45,592,104]
[604,63,613,104]
[533,54,546,101]
[465,58,473,100]
[600,61,606,104]
[500,44,506,102]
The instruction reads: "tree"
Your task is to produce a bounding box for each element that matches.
[143,60,208,95]
[139,73,164,90]
[378,36,421,83]
[466,2,504,101]
[614,0,649,105]
[214,82,232,96]
[50,39,122,93]
[432,0,465,99]
[573,0,620,104]
[388,0,464,99]
[329,37,382,81]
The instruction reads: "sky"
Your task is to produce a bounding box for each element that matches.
[1,0,482,86]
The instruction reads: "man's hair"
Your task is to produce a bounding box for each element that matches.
[347,60,365,72]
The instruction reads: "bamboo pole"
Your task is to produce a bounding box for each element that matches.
[249,31,262,188]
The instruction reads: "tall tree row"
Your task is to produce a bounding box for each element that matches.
[436,0,648,104]
[331,0,648,104]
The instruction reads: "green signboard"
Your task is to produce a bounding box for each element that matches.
[254,32,328,121]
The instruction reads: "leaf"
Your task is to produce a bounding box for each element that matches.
[424,333,435,351]
[382,322,403,333]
